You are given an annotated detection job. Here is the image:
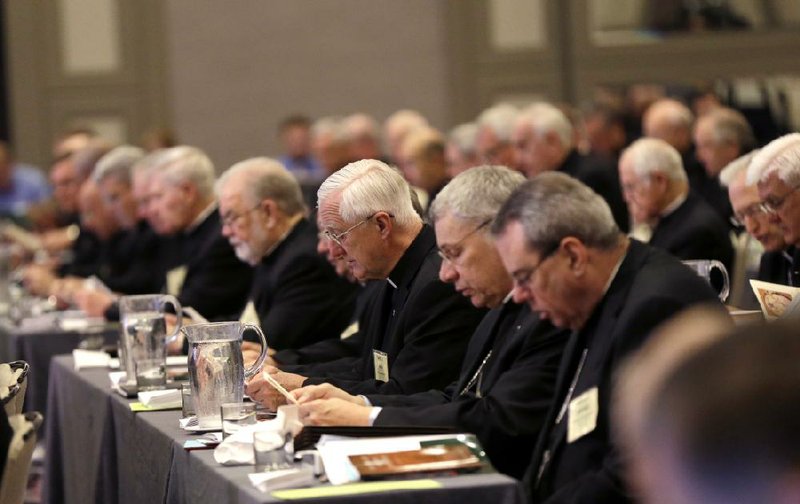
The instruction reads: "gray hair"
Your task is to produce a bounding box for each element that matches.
[517,102,574,149]
[429,165,525,226]
[621,138,688,182]
[312,116,349,143]
[73,139,114,180]
[344,113,380,140]
[317,159,420,227]
[93,145,145,185]
[477,103,519,143]
[491,172,620,253]
[216,157,306,216]
[699,107,755,151]
[719,150,758,188]
[153,146,215,198]
[448,123,479,156]
[746,133,800,187]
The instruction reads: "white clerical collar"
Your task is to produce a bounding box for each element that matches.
[387,278,398,289]
[187,201,218,233]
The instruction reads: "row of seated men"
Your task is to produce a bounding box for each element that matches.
[12,121,800,502]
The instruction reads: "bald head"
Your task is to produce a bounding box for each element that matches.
[644,98,695,153]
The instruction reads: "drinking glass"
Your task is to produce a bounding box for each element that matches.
[135,358,167,391]
[220,402,256,439]
[253,430,293,472]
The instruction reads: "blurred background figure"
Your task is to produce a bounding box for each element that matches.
[0,141,50,224]
[277,114,324,182]
[643,98,705,189]
[581,102,629,163]
[396,126,448,208]
[343,113,384,162]
[627,321,800,504]
[383,109,428,165]
[693,106,756,226]
[445,122,480,178]
[475,103,519,170]
[310,116,351,178]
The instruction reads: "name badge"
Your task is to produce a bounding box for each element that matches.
[567,387,598,443]
[166,265,188,296]
[373,350,389,382]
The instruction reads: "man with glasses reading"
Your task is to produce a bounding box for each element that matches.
[215,157,359,351]
[747,133,800,287]
[287,166,569,479]
[491,172,721,503]
[246,159,485,407]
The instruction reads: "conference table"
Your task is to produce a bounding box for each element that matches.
[0,319,117,414]
[43,355,525,504]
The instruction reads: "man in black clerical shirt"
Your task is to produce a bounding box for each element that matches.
[290,166,568,479]
[215,157,358,351]
[246,159,485,406]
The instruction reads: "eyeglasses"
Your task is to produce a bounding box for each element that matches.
[510,243,560,290]
[759,183,800,214]
[731,203,768,228]
[322,212,392,247]
[437,219,491,264]
[221,205,261,228]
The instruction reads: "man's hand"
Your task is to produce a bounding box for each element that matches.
[21,264,56,296]
[245,366,306,411]
[292,383,365,406]
[298,398,372,426]
[73,289,115,317]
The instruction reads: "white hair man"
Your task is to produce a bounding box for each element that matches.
[215,157,359,351]
[513,102,630,231]
[643,98,706,191]
[475,103,520,170]
[148,146,252,321]
[619,138,733,269]
[720,151,792,287]
[245,159,485,408]
[490,172,722,503]
[383,109,429,164]
[693,106,756,225]
[72,146,167,317]
[289,165,569,479]
[445,122,480,178]
[311,116,352,177]
[746,133,800,286]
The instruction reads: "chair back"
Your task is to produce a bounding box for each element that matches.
[1,362,29,417]
[0,411,42,504]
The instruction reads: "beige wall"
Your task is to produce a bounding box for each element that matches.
[165,0,451,171]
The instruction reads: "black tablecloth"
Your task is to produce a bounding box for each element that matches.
[43,356,525,504]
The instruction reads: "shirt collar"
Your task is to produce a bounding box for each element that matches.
[386,224,435,291]
[660,191,687,218]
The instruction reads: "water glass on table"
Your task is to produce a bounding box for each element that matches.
[181,383,195,417]
[135,358,167,391]
[253,430,293,472]
[220,402,256,438]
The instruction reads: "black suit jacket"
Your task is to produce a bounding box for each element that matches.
[172,210,253,321]
[524,240,723,503]
[649,191,734,271]
[246,218,359,351]
[100,220,165,295]
[370,302,568,479]
[303,225,487,395]
[274,281,379,367]
[558,150,629,232]
[693,172,734,230]
[758,247,798,287]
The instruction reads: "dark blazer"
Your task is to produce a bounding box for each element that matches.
[303,225,487,396]
[274,281,380,367]
[370,302,568,479]
[758,247,798,287]
[173,209,253,321]
[692,172,734,230]
[524,240,723,503]
[246,218,359,351]
[558,150,629,233]
[649,191,734,271]
[58,227,102,278]
[101,220,165,295]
